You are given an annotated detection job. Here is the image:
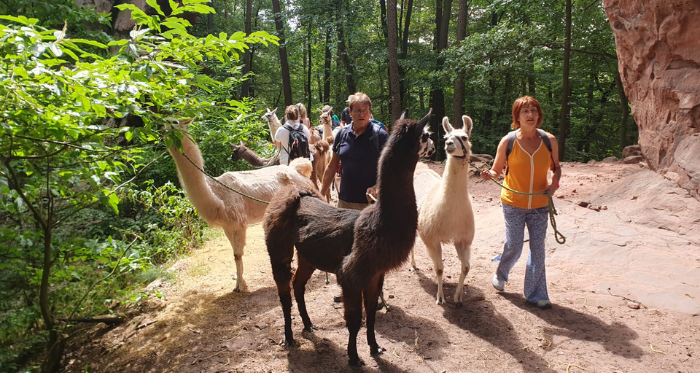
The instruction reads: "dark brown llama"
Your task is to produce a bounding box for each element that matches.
[229,141,279,166]
[263,110,432,366]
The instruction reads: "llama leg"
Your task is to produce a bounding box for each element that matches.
[293,258,317,332]
[271,260,296,346]
[409,248,417,271]
[223,227,247,292]
[453,240,473,304]
[364,275,385,356]
[424,239,445,304]
[343,289,364,366]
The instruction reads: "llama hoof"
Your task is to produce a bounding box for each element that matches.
[370,346,384,356]
[409,266,417,272]
[282,338,298,348]
[303,324,317,332]
[348,357,365,367]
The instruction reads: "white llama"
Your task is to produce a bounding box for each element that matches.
[261,108,282,147]
[417,115,476,304]
[167,119,313,292]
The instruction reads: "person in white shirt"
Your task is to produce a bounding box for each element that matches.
[274,105,312,165]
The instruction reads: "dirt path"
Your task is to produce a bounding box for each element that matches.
[64,161,699,373]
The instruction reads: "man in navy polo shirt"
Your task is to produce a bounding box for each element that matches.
[320,92,388,210]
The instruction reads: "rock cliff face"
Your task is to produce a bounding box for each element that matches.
[603,0,700,199]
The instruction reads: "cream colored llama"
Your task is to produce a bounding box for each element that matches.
[417,115,475,304]
[167,119,314,292]
[318,109,336,144]
[261,108,282,146]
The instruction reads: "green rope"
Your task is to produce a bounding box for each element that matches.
[469,161,566,244]
[181,151,270,205]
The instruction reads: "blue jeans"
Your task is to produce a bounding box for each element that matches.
[496,203,550,303]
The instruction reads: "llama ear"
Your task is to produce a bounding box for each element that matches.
[399,109,409,120]
[442,116,453,134]
[239,140,245,146]
[418,109,432,126]
[272,107,278,114]
[462,115,473,138]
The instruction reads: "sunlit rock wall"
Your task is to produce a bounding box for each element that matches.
[604,0,700,198]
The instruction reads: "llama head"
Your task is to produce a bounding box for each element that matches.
[261,107,278,123]
[229,140,245,162]
[418,125,435,158]
[442,115,473,159]
[318,110,331,127]
[387,109,433,159]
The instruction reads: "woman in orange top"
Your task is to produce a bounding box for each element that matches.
[480,96,561,309]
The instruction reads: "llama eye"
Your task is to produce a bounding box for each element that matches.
[461,136,468,141]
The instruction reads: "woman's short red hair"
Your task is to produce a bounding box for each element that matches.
[511,96,543,129]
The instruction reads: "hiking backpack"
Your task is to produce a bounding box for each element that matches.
[283,124,310,162]
[504,128,553,175]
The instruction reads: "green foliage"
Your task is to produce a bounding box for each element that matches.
[0,0,278,369]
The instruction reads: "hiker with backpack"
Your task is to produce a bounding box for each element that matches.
[320,92,388,210]
[274,105,312,165]
[480,95,561,310]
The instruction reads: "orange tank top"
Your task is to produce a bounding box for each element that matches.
[501,139,551,209]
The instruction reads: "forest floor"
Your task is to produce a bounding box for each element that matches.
[63,159,700,373]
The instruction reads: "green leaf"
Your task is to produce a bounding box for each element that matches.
[0,15,39,26]
[69,39,108,49]
[146,0,165,16]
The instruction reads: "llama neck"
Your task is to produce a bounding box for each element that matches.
[240,147,268,167]
[440,155,470,196]
[376,154,418,216]
[168,132,221,213]
[323,121,332,139]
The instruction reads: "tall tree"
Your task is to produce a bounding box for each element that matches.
[335,0,356,94]
[241,0,253,97]
[272,0,293,105]
[429,0,453,159]
[452,0,469,125]
[323,31,332,103]
[398,0,414,106]
[558,0,572,161]
[615,70,630,147]
[387,0,402,122]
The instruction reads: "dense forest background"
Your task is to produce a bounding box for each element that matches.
[190,0,635,160]
[0,0,635,372]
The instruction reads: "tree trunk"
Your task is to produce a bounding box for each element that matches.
[241,0,253,97]
[429,0,452,160]
[398,0,413,107]
[272,0,293,106]
[335,0,356,94]
[615,69,630,148]
[387,0,402,123]
[380,0,388,40]
[558,0,572,161]
[452,0,469,126]
[323,31,331,104]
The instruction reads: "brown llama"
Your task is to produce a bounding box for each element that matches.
[263,109,432,366]
[166,119,314,292]
[229,140,279,166]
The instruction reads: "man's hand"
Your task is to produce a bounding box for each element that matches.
[366,186,377,203]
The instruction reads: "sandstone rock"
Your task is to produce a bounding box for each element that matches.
[601,156,618,163]
[622,155,644,164]
[604,0,700,199]
[621,144,642,158]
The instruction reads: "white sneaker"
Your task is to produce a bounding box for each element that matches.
[491,274,505,291]
[536,300,552,309]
